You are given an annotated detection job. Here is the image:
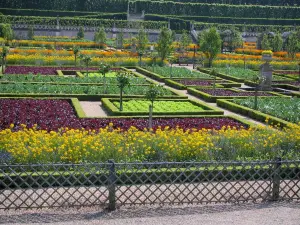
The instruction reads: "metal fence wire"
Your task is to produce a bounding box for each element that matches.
[0,159,299,210]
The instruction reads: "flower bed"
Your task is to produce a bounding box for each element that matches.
[0,99,246,132]
[232,97,300,123]
[5,66,98,75]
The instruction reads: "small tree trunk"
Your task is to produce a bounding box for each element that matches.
[170,64,173,78]
[86,63,89,76]
[103,74,107,94]
[149,104,153,130]
[75,54,77,67]
[213,76,216,96]
[1,57,4,74]
[254,84,258,110]
[120,88,123,111]
[208,58,213,68]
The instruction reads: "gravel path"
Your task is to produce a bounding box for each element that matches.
[80,101,108,117]
[1,201,300,225]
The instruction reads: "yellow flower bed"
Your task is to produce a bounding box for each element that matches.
[0,124,299,163]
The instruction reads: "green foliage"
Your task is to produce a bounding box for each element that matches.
[112,100,204,112]
[94,26,106,47]
[72,45,80,66]
[180,30,191,52]
[116,71,131,111]
[286,32,300,59]
[0,24,13,41]
[137,27,148,52]
[157,27,173,61]
[27,26,34,40]
[232,97,300,123]
[77,26,85,39]
[116,29,124,49]
[272,32,283,52]
[144,66,211,78]
[199,27,222,67]
[261,34,271,50]
[145,84,163,108]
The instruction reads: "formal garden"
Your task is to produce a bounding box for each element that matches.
[0,0,299,210]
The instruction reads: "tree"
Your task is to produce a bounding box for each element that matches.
[27,26,34,40]
[157,27,173,62]
[94,27,106,49]
[199,27,222,68]
[272,32,283,52]
[145,84,163,129]
[116,30,124,49]
[0,24,13,44]
[81,55,92,76]
[171,30,176,42]
[286,32,300,59]
[180,30,191,52]
[77,26,85,39]
[261,34,271,50]
[229,28,243,52]
[72,46,80,67]
[99,63,111,94]
[1,46,9,74]
[116,72,130,111]
[137,27,148,53]
[167,55,177,78]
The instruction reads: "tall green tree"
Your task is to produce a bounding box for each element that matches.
[1,46,9,74]
[27,26,34,40]
[272,32,283,52]
[145,84,163,130]
[1,24,13,44]
[286,32,300,59]
[72,45,80,67]
[77,26,85,39]
[261,34,271,50]
[116,72,130,111]
[180,30,191,52]
[94,27,106,49]
[116,30,124,49]
[137,27,148,53]
[199,27,222,68]
[99,63,111,94]
[157,27,173,62]
[81,55,92,76]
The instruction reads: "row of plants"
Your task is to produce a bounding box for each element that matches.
[0,15,168,29]
[0,99,247,132]
[8,48,137,58]
[5,66,97,75]
[144,66,211,78]
[0,74,150,85]
[195,88,274,97]
[0,83,174,95]
[232,97,300,123]
[6,55,155,66]
[0,122,299,163]
[235,49,300,58]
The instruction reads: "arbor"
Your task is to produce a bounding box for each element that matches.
[272,32,283,52]
[199,27,222,68]
[94,27,106,49]
[137,27,148,53]
[286,32,300,59]
[157,27,173,62]
[72,46,80,67]
[77,26,85,39]
[116,72,130,111]
[27,26,34,40]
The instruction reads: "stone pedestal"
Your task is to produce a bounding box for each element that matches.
[259,61,273,91]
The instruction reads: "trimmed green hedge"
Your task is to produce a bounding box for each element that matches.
[216,99,295,128]
[71,98,86,118]
[136,67,165,82]
[102,98,224,116]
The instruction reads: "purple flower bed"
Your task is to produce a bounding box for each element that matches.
[177,80,223,86]
[0,99,248,131]
[5,66,98,75]
[197,89,273,96]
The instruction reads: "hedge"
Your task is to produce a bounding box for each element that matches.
[216,99,296,128]
[70,98,86,118]
[197,67,244,83]
[135,67,165,82]
[102,98,224,116]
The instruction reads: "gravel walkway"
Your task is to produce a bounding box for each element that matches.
[79,101,108,117]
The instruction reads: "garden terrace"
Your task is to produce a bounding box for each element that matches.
[0,98,248,132]
[187,88,280,103]
[102,98,223,116]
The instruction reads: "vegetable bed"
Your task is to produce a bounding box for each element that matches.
[144,66,211,78]
[232,97,300,123]
[197,88,274,97]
